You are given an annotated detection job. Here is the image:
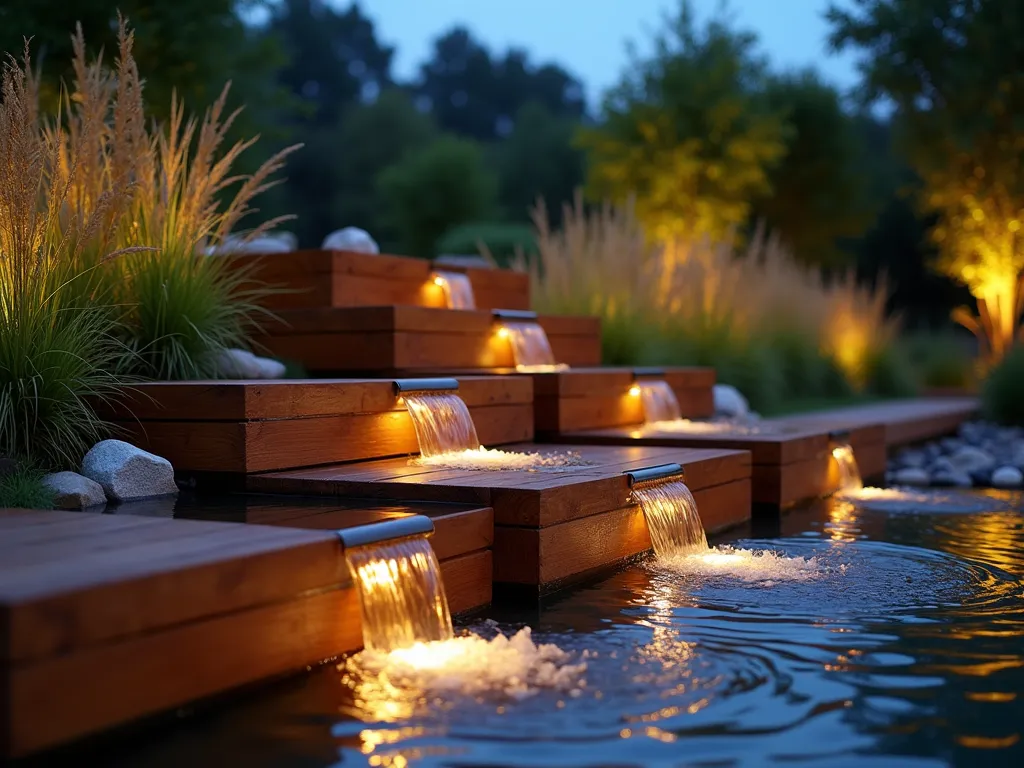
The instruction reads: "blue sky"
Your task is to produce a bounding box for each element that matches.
[363,0,862,106]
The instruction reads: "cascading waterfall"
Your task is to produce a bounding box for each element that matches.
[628,465,709,558]
[639,379,683,423]
[432,271,476,310]
[501,320,568,372]
[831,442,864,492]
[402,392,481,457]
[346,537,454,652]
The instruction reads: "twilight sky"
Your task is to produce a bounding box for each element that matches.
[363,0,863,106]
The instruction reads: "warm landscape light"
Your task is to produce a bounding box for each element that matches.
[496,326,510,339]
[629,384,642,396]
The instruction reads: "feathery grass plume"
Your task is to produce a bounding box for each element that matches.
[0,42,134,469]
[523,194,901,405]
[63,18,301,380]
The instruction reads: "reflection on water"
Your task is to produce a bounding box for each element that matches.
[47,497,1024,767]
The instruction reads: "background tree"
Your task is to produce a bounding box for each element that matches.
[578,0,789,245]
[829,0,1024,363]
[375,136,498,258]
[751,70,875,267]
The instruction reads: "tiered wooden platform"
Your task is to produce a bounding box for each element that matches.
[556,423,885,508]
[102,377,534,475]
[249,443,752,593]
[253,305,602,374]
[0,502,491,759]
[418,367,716,434]
[775,398,979,448]
[227,249,530,311]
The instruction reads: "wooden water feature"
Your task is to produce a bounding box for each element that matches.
[0,504,490,759]
[227,248,531,311]
[542,371,886,508]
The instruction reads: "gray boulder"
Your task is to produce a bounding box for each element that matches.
[713,384,749,419]
[322,227,379,254]
[931,470,973,488]
[82,440,178,502]
[43,471,106,510]
[948,446,995,474]
[991,465,1024,489]
[894,467,931,486]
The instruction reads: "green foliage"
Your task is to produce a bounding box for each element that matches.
[752,70,875,267]
[829,0,1024,362]
[864,344,918,397]
[902,331,976,389]
[578,0,788,243]
[376,136,498,258]
[437,222,536,267]
[768,330,830,397]
[982,345,1024,426]
[493,102,585,223]
[0,466,54,510]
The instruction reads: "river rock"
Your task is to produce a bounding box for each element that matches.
[713,384,749,419]
[991,465,1024,489]
[212,348,264,378]
[948,446,995,474]
[322,227,379,254]
[255,356,287,379]
[43,471,106,510]
[82,440,178,502]
[893,467,931,486]
[930,470,973,489]
[896,449,927,469]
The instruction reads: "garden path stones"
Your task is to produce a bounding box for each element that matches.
[82,439,178,502]
[43,471,106,510]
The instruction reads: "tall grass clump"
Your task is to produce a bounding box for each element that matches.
[981,344,1024,427]
[525,195,904,410]
[0,44,135,469]
[64,21,300,380]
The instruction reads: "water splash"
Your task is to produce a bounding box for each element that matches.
[639,380,682,422]
[432,271,475,310]
[655,545,824,583]
[632,478,708,558]
[414,445,592,471]
[832,442,863,492]
[402,392,480,457]
[500,320,569,372]
[345,538,453,653]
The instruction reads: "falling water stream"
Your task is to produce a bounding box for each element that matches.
[631,476,709,558]
[501,320,568,372]
[432,271,476,310]
[638,380,683,423]
[831,441,864,492]
[345,538,454,652]
[401,392,481,457]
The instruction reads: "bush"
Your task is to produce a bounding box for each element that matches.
[376,136,498,258]
[437,222,536,267]
[982,344,1024,426]
[0,42,131,469]
[902,331,976,389]
[0,467,54,510]
[865,344,918,397]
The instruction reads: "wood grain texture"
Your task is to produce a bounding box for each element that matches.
[493,478,750,586]
[440,550,493,615]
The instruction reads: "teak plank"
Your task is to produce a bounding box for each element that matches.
[440,550,493,615]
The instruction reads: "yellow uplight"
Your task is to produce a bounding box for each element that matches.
[629,384,642,397]
[496,326,510,339]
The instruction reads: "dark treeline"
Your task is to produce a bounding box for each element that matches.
[0,0,970,326]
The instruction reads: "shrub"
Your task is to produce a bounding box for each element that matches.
[61,23,298,380]
[982,344,1024,427]
[0,466,55,510]
[865,345,918,397]
[0,42,133,469]
[902,331,976,389]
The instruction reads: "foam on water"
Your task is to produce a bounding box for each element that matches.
[413,446,592,471]
[655,545,826,583]
[343,627,588,721]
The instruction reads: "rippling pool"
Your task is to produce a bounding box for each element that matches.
[41,494,1024,767]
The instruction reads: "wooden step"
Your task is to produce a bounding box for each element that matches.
[226,249,530,311]
[774,398,979,448]
[99,376,534,475]
[553,423,885,508]
[249,443,753,593]
[252,306,602,373]
[0,504,490,758]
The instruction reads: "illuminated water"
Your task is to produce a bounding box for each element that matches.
[832,442,864,492]
[401,392,480,457]
[431,271,475,310]
[631,477,708,557]
[42,495,1024,766]
[501,320,568,372]
[638,380,682,423]
[345,538,453,652]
